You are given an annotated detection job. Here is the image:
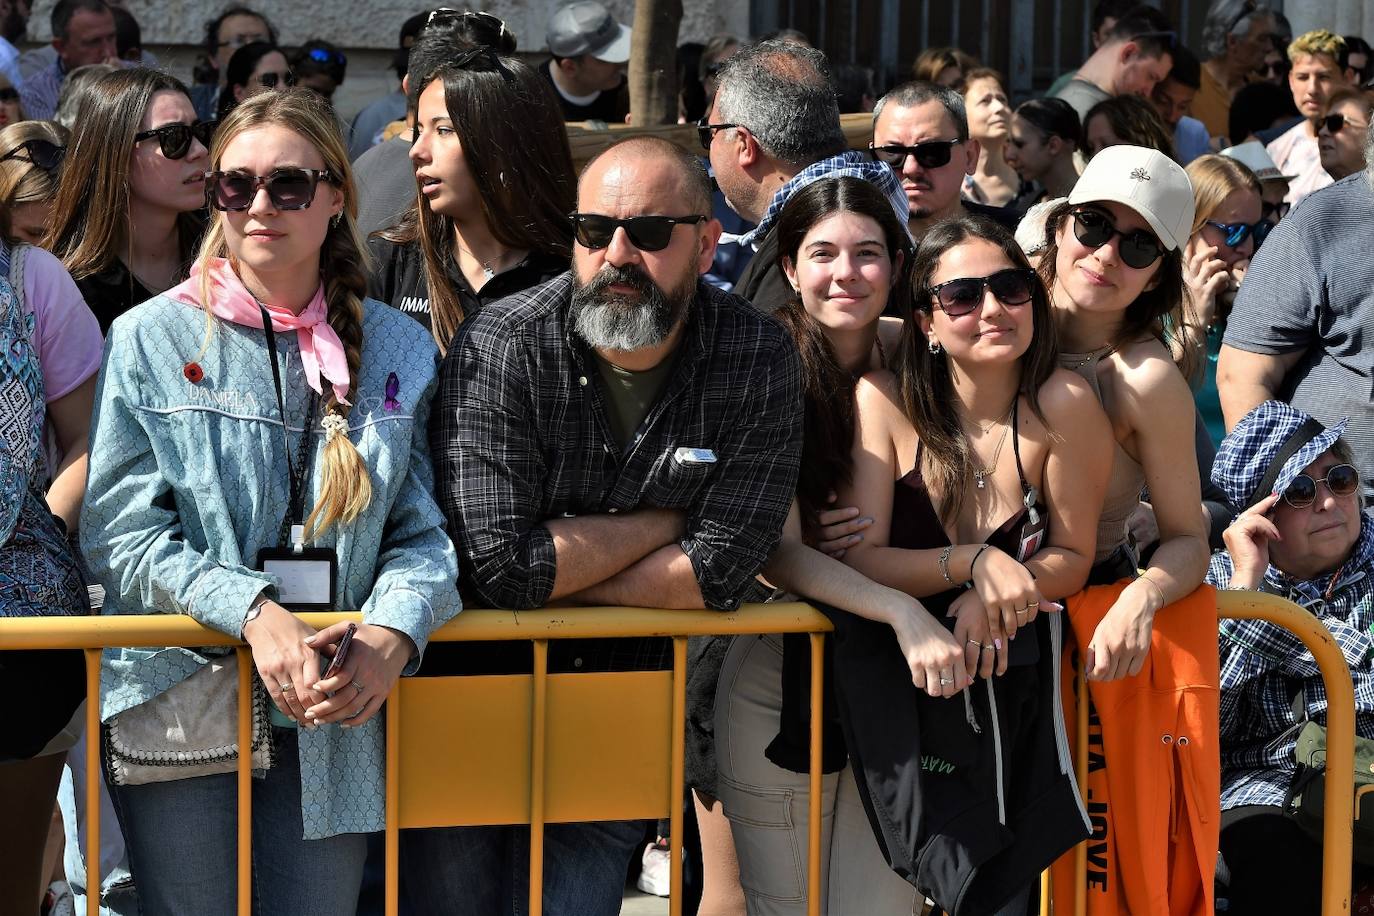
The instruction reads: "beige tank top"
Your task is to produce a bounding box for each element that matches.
[1059,346,1145,563]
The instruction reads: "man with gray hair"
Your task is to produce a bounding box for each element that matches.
[1194,0,1283,138]
[704,38,907,314]
[1217,130,1374,500]
[871,81,1021,243]
[421,135,803,915]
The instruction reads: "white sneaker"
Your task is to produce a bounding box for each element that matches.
[636,841,671,897]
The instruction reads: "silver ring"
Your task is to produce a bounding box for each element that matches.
[352,681,365,695]
[939,676,953,685]
[966,638,982,649]
[981,643,995,652]
[278,683,293,691]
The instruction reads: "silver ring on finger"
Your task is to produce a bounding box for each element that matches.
[981,643,995,652]
[939,675,953,685]
[351,681,365,695]
[277,682,292,691]
[1028,601,1040,608]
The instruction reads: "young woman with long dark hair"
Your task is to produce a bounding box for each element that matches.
[45,68,209,332]
[369,45,574,350]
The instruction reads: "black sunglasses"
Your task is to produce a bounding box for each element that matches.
[1322,113,1368,135]
[205,168,337,211]
[1260,199,1290,222]
[133,120,215,160]
[927,268,1037,317]
[570,213,707,252]
[696,118,737,152]
[0,87,17,103]
[1070,207,1165,269]
[0,138,65,172]
[1260,59,1291,79]
[1283,463,1360,509]
[1205,218,1272,249]
[869,139,962,170]
[258,71,297,89]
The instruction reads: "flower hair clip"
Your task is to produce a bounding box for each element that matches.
[321,412,349,442]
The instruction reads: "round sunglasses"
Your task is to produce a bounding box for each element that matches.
[1070,208,1164,269]
[869,139,962,170]
[569,213,707,252]
[927,268,1037,316]
[205,168,338,211]
[1205,218,1272,250]
[1282,463,1360,509]
[133,120,216,160]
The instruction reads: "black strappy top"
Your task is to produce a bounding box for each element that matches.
[891,401,1048,663]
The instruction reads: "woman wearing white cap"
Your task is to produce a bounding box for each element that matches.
[1037,144,1210,680]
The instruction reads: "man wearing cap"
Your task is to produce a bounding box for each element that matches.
[1220,140,1294,224]
[544,0,630,123]
[1219,137,1374,499]
[705,40,908,313]
[1205,400,1374,915]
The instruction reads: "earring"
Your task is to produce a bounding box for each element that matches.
[928,338,942,355]
[330,213,342,229]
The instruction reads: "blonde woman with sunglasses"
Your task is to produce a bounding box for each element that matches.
[80,88,459,915]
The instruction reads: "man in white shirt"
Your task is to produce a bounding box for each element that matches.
[1266,29,1346,206]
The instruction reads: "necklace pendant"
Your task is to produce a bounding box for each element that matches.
[482,266,495,281]
[975,473,986,489]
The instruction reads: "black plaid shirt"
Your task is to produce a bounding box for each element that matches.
[430,272,803,669]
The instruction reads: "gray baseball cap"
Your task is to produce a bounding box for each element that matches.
[547,1,632,63]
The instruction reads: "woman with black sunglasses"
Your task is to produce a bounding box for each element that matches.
[1038,145,1210,681]
[0,121,67,246]
[1206,401,1374,916]
[1180,154,1265,447]
[216,40,292,123]
[46,68,210,334]
[369,40,573,351]
[837,214,1110,914]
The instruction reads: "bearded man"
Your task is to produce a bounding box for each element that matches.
[420,132,803,915]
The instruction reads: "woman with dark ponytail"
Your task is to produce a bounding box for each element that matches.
[79,88,459,914]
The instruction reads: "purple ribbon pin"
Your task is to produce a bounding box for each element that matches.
[384,372,400,411]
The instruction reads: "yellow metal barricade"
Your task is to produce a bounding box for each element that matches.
[1050,589,1357,916]
[0,604,833,916]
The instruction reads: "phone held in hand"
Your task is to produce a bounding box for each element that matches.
[321,622,358,682]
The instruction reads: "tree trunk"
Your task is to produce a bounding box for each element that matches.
[628,0,683,126]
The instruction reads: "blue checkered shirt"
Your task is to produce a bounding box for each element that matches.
[726,150,910,250]
[19,57,62,121]
[1206,511,1374,810]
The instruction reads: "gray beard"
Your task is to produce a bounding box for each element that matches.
[571,266,694,351]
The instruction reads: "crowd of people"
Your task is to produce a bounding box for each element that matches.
[0,0,1372,915]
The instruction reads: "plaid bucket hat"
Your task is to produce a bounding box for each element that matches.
[1212,400,1348,511]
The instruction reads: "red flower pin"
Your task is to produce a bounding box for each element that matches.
[183,362,204,383]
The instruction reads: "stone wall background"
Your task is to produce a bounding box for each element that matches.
[23,0,751,120]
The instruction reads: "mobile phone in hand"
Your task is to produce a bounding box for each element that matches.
[321,622,357,681]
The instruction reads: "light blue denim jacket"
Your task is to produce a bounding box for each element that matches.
[80,294,461,839]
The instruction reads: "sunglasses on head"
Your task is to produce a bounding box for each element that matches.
[423,8,515,46]
[1282,463,1360,509]
[696,117,737,151]
[306,47,346,66]
[205,168,337,211]
[258,71,296,89]
[869,138,962,170]
[570,212,707,252]
[927,268,1038,317]
[1205,218,1272,249]
[133,120,215,160]
[1070,207,1165,269]
[0,138,65,172]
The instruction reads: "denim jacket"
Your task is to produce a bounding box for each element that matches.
[81,293,461,838]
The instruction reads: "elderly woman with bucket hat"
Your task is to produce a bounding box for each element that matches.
[1207,400,1374,915]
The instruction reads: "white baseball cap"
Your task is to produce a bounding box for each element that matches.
[1220,141,1296,183]
[1067,145,1195,251]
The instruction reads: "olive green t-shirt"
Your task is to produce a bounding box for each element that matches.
[592,353,675,450]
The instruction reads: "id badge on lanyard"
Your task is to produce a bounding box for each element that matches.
[253,305,338,610]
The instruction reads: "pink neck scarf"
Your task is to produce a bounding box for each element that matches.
[169,258,351,405]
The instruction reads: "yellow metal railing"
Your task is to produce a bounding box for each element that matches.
[0,589,1356,916]
[1054,589,1356,916]
[0,603,833,916]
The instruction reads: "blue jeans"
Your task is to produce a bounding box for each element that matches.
[107,727,368,916]
[402,819,648,916]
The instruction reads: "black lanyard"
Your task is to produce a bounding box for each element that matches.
[260,305,316,550]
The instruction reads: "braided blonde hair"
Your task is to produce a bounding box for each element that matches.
[196,88,373,538]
